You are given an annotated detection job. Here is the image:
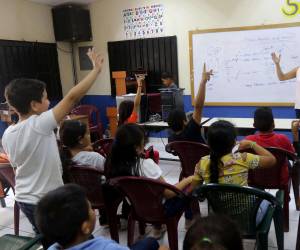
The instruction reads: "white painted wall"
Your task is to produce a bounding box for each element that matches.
[1,0,299,97]
[76,0,300,95]
[0,0,74,96]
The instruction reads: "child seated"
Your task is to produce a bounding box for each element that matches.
[245,107,295,185]
[167,64,212,143]
[190,120,276,187]
[59,120,105,171]
[118,75,144,125]
[118,75,159,163]
[35,184,161,250]
[183,215,243,250]
[105,123,193,238]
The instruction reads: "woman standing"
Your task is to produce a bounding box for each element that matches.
[271,52,300,117]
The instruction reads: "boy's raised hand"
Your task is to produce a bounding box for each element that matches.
[87,47,104,72]
[271,52,281,64]
[201,63,213,83]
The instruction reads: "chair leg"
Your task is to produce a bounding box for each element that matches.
[190,199,200,217]
[273,207,284,250]
[296,214,300,250]
[14,202,19,236]
[166,219,179,250]
[283,187,289,232]
[0,198,6,208]
[292,163,300,210]
[257,232,268,250]
[107,206,120,242]
[127,214,135,247]
[138,222,146,236]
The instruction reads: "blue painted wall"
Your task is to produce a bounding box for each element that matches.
[1,95,295,138]
[81,95,296,126]
[80,94,296,139]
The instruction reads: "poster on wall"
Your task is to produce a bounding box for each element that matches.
[123,4,165,39]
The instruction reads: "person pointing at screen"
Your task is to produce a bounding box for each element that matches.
[271,52,300,118]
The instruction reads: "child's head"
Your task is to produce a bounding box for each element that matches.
[253,107,274,132]
[118,100,134,125]
[183,215,243,250]
[5,78,49,115]
[207,120,236,183]
[35,184,96,248]
[167,109,187,132]
[60,120,89,149]
[106,123,145,177]
[161,72,174,87]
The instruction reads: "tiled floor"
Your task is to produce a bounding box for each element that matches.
[0,138,299,249]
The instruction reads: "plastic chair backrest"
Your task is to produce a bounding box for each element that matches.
[68,165,105,209]
[71,105,100,127]
[109,176,184,222]
[0,165,15,192]
[93,138,114,158]
[194,183,279,237]
[165,141,210,177]
[247,147,296,188]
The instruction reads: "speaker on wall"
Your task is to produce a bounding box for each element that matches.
[52,5,92,42]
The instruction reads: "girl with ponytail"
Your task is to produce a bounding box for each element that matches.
[191,120,276,187]
[59,120,105,182]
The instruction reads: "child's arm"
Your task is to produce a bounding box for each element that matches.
[53,48,104,123]
[159,176,194,199]
[132,74,144,114]
[238,140,276,168]
[292,120,300,156]
[271,52,298,81]
[193,63,213,124]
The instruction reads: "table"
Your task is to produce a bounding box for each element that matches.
[141,116,295,138]
[203,117,294,135]
[140,117,211,131]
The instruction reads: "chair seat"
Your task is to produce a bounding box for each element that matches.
[0,234,42,250]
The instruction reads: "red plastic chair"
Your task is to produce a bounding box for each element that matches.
[245,147,297,232]
[71,105,103,140]
[165,141,210,179]
[109,176,189,250]
[92,138,114,158]
[165,141,210,215]
[68,165,122,242]
[0,164,19,235]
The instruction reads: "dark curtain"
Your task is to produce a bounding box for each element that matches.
[108,36,178,95]
[0,40,62,102]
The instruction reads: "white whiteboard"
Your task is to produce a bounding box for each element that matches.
[190,23,300,105]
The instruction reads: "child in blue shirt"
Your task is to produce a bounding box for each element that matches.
[35,184,162,250]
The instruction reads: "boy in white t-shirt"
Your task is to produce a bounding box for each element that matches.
[2,48,104,233]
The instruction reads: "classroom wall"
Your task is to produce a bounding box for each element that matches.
[76,0,300,95]
[0,0,74,96]
[72,0,300,130]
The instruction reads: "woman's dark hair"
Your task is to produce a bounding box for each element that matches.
[59,120,87,183]
[35,184,90,248]
[105,123,145,178]
[118,100,134,126]
[183,215,243,250]
[207,120,236,183]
